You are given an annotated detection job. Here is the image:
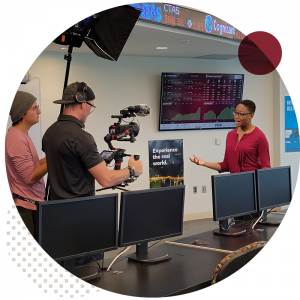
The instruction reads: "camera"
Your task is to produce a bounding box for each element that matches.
[104,104,150,147]
[97,105,150,191]
[102,104,150,169]
[108,122,139,143]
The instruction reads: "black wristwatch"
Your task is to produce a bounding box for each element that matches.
[127,165,135,178]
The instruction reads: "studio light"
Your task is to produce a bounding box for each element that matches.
[45,5,141,200]
[54,5,141,62]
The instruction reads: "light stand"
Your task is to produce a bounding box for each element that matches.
[60,45,74,114]
[45,5,141,200]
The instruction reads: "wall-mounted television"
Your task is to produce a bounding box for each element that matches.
[159,73,244,131]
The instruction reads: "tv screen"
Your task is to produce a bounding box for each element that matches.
[118,186,185,247]
[37,194,118,261]
[159,73,244,131]
[212,171,257,221]
[256,166,292,211]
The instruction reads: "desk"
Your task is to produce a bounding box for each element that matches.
[89,243,226,297]
[170,224,278,251]
[168,219,280,252]
[88,216,283,296]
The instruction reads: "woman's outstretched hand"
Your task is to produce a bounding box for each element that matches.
[189,155,206,166]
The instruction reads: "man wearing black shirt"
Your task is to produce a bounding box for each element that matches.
[42,82,143,267]
[42,82,143,200]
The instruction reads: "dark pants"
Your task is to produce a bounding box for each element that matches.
[17,206,37,239]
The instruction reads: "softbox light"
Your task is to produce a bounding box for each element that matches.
[84,5,141,61]
[46,5,141,200]
[54,5,141,62]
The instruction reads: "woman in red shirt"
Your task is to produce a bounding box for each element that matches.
[189,100,271,173]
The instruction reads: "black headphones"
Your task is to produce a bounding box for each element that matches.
[75,83,88,103]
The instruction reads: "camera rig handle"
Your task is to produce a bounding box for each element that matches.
[104,134,140,168]
[104,134,115,151]
[95,149,139,192]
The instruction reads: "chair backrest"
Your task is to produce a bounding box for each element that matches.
[212,241,267,284]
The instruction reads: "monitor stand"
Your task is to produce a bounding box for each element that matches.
[60,258,101,281]
[259,210,282,226]
[213,220,250,237]
[128,242,171,264]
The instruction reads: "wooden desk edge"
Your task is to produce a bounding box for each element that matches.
[165,241,233,254]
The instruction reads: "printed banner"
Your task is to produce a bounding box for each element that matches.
[285,96,300,152]
[148,139,184,188]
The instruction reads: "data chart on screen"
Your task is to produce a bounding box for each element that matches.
[159,73,244,131]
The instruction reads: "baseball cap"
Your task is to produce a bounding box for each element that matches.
[53,82,95,104]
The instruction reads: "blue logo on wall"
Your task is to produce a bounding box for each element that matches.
[130,3,162,22]
[205,15,213,33]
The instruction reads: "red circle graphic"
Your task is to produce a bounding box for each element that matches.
[238,31,282,75]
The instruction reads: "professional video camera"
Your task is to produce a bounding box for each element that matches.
[97,105,150,191]
[105,104,150,146]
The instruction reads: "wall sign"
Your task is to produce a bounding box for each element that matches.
[148,139,184,188]
[285,96,300,152]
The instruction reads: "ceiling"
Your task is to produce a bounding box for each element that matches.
[44,20,241,60]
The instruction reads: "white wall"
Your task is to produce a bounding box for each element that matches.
[28,51,275,219]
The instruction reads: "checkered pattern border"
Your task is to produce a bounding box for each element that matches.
[212,241,267,285]
[6,205,102,297]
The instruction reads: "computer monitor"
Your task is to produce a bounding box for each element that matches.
[118,186,185,263]
[256,166,292,225]
[211,171,257,236]
[37,194,118,276]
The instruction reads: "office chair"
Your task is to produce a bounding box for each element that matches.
[212,241,267,284]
